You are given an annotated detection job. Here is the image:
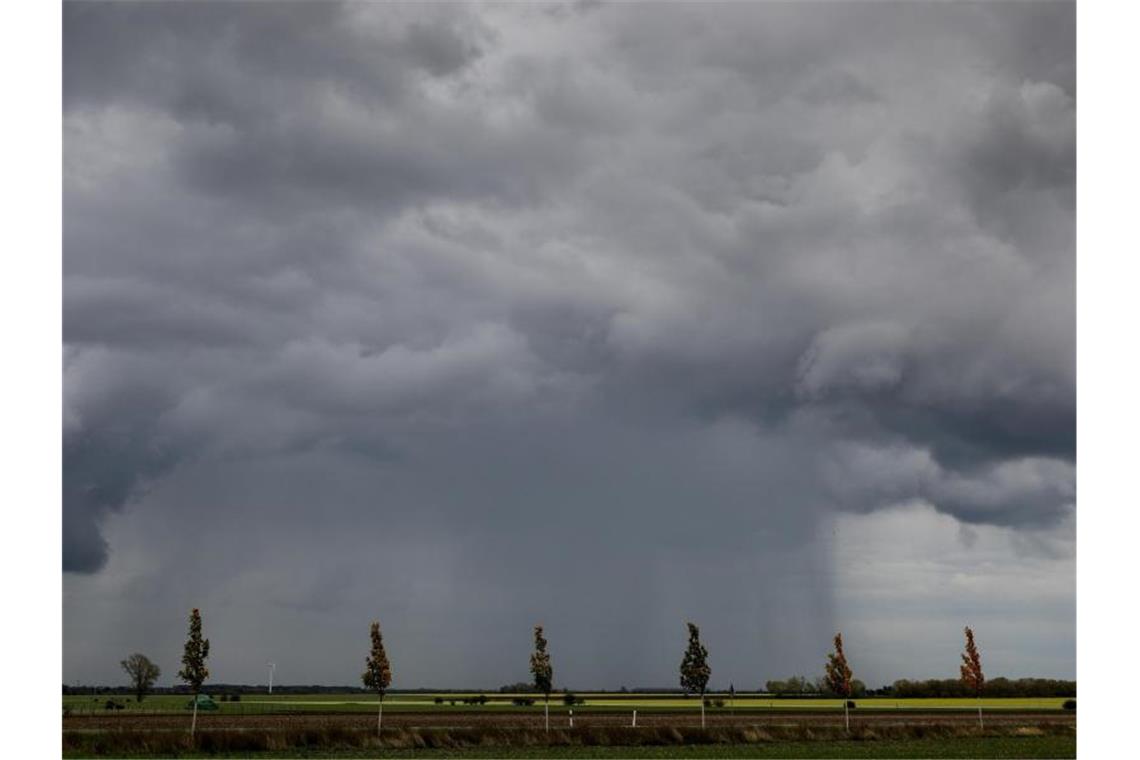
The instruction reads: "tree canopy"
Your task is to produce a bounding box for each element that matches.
[679,622,711,696]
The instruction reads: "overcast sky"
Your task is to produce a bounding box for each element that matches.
[63,1,1074,690]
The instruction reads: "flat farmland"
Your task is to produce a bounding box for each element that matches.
[65,709,1077,731]
[63,694,1076,757]
[63,692,1072,716]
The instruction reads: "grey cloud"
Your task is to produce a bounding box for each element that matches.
[820,441,1074,528]
[63,1,1073,686]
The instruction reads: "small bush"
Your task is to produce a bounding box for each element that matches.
[563,692,579,706]
[846,700,857,709]
[1063,699,1076,710]
[512,697,535,706]
[714,699,725,708]
[434,697,444,704]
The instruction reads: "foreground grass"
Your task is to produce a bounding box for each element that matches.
[63,723,1075,759]
[63,735,1076,759]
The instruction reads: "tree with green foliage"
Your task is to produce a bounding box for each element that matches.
[362,620,392,735]
[960,626,985,728]
[679,622,711,728]
[824,632,853,731]
[120,653,161,703]
[177,608,210,739]
[529,625,554,731]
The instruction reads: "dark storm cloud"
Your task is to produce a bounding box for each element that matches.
[64,1,1074,686]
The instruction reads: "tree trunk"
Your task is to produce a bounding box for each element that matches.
[844,699,849,732]
[377,698,383,735]
[977,697,983,730]
[190,697,198,739]
[700,692,706,729]
[545,695,550,732]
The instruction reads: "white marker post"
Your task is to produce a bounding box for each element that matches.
[569,709,574,729]
[632,709,637,728]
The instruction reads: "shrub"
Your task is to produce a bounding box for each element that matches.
[434,697,444,704]
[714,699,725,708]
[846,700,856,709]
[1063,699,1076,710]
[512,698,535,706]
[563,693,579,706]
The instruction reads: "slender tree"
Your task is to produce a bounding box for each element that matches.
[960,626,985,729]
[529,625,554,731]
[177,608,210,739]
[824,632,853,731]
[120,653,161,703]
[362,621,392,735]
[679,622,711,728]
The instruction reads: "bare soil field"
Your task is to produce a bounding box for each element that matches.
[64,709,1076,732]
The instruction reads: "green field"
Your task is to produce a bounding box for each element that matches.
[63,692,1071,715]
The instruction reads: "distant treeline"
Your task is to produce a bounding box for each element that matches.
[64,677,1075,698]
[889,678,1076,698]
[762,676,1074,698]
[63,684,369,696]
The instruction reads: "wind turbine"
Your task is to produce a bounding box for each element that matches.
[268,662,277,694]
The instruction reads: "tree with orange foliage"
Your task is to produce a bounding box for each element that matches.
[362,621,392,735]
[824,632,853,731]
[960,626,985,728]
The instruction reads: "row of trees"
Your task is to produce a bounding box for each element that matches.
[114,607,210,738]
[123,611,1021,738]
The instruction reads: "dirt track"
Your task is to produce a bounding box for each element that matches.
[64,710,1076,733]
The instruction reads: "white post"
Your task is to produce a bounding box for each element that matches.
[632,709,637,727]
[569,709,574,729]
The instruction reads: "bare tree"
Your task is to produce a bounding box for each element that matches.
[960,626,985,729]
[177,609,210,739]
[362,621,392,735]
[529,625,554,732]
[120,653,161,703]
